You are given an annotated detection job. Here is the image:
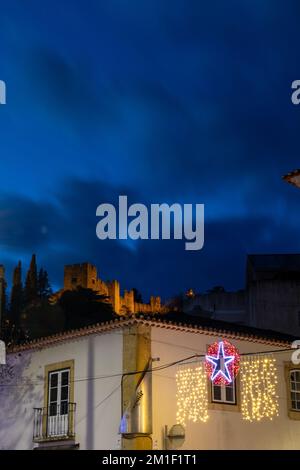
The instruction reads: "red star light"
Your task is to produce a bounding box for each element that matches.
[205,339,240,385]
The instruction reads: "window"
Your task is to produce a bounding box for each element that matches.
[208,378,240,412]
[48,369,70,416]
[290,370,300,411]
[47,369,70,436]
[211,380,236,405]
[71,277,77,284]
[43,360,75,438]
[206,342,240,412]
[284,363,300,420]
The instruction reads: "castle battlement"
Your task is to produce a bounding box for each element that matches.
[62,262,163,315]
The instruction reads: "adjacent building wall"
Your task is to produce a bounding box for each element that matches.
[184,290,246,324]
[247,280,300,336]
[246,254,300,336]
[122,324,152,450]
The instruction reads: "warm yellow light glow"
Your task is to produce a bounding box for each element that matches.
[176,364,209,425]
[240,356,279,422]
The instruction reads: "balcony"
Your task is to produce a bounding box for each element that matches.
[33,402,76,442]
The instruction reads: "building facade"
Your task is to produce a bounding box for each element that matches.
[0,315,299,450]
[246,254,300,335]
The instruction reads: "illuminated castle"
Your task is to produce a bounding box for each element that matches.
[52,262,162,315]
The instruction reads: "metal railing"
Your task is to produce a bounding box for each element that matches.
[33,402,76,441]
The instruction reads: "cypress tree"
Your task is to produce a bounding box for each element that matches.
[38,268,52,299]
[10,261,23,326]
[25,254,38,305]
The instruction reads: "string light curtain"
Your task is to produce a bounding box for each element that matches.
[176,363,209,425]
[240,355,279,422]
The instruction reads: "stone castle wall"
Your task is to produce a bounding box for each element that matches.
[63,263,162,315]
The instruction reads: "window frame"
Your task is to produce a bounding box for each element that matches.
[211,380,236,405]
[208,376,240,412]
[48,368,70,417]
[284,362,300,420]
[289,369,300,411]
[43,360,75,439]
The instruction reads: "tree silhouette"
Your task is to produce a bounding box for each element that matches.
[59,287,114,330]
[21,299,65,340]
[132,288,143,304]
[10,261,23,327]
[24,254,38,305]
[38,268,52,299]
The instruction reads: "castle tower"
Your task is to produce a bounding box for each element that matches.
[123,290,135,314]
[64,263,99,291]
[107,280,120,315]
[150,296,161,312]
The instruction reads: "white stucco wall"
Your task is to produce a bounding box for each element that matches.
[0,330,123,450]
[151,327,300,450]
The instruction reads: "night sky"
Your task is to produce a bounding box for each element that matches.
[1,1,300,300]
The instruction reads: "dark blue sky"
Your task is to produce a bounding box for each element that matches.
[1,0,300,300]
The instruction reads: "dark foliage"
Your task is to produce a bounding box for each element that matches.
[20,299,65,340]
[132,288,143,304]
[38,268,53,299]
[59,287,115,330]
[24,254,38,305]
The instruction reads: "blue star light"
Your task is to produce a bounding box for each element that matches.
[206,341,235,383]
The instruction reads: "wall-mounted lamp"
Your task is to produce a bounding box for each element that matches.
[164,424,185,449]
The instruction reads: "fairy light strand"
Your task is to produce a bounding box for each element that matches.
[176,343,280,424]
[240,355,279,422]
[176,363,209,426]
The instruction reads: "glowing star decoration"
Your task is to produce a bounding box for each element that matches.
[205,340,240,385]
[176,364,209,426]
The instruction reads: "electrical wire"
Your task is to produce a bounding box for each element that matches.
[0,347,294,389]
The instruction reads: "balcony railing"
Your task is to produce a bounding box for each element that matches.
[33,402,76,442]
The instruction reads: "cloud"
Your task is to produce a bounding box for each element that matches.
[0,193,59,251]
[1,177,300,300]
[1,1,300,298]
[26,48,118,132]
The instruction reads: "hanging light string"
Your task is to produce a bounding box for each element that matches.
[240,355,279,422]
[0,347,293,388]
[172,347,292,369]
[176,347,282,424]
[176,353,281,425]
[176,364,209,426]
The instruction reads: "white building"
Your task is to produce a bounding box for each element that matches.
[0,315,299,450]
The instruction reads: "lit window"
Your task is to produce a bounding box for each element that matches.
[211,380,236,405]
